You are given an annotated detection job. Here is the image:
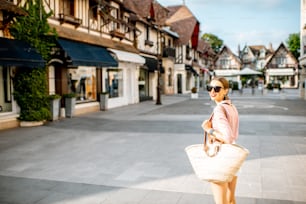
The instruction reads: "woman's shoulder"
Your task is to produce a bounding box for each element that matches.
[215,100,238,114]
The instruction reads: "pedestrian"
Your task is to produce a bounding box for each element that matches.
[202,77,239,204]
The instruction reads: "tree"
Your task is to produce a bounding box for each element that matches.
[9,0,57,61]
[201,33,224,53]
[286,33,300,60]
[9,0,57,121]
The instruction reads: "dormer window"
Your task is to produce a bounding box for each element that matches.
[276,57,286,65]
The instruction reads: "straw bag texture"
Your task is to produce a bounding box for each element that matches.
[185,103,249,183]
[185,139,249,183]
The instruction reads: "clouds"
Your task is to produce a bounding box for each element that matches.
[158,0,299,54]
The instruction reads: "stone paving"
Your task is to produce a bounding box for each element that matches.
[0,88,305,204]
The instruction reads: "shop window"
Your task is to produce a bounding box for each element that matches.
[0,67,12,113]
[67,67,97,102]
[168,68,172,86]
[139,68,150,100]
[106,69,123,98]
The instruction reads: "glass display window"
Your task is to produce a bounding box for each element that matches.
[67,67,96,102]
[0,66,13,113]
[106,68,123,98]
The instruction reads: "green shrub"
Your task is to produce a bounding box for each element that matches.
[13,68,51,121]
[63,93,77,98]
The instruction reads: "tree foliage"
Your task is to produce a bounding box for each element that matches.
[9,0,57,61]
[286,33,300,60]
[201,33,224,53]
[9,0,57,121]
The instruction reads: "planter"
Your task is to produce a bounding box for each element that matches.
[65,97,76,118]
[191,93,199,99]
[20,121,44,127]
[49,98,61,121]
[100,93,108,111]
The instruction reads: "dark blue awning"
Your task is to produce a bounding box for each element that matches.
[185,64,199,76]
[0,37,45,68]
[58,38,118,67]
[143,56,157,72]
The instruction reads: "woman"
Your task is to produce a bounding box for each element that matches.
[202,77,239,204]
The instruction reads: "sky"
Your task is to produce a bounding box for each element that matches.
[157,0,300,55]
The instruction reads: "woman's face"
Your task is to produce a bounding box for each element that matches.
[208,80,228,103]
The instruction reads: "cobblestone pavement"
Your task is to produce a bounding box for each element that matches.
[0,88,305,204]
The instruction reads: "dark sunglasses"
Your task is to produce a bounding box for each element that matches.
[206,85,223,92]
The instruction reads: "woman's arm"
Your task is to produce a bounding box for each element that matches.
[211,105,235,143]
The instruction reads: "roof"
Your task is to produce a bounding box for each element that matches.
[165,5,199,46]
[265,42,298,67]
[198,40,216,58]
[216,45,241,65]
[249,45,273,57]
[0,0,27,16]
[123,0,169,25]
[169,16,197,45]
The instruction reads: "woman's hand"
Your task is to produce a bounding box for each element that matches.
[201,120,212,132]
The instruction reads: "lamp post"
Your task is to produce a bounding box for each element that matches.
[156,25,162,105]
[156,57,162,105]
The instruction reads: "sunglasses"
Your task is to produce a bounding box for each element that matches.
[206,85,223,93]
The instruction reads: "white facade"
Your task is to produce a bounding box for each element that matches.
[299,0,306,99]
[106,49,145,108]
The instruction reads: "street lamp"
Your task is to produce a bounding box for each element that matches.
[156,57,162,105]
[156,25,162,105]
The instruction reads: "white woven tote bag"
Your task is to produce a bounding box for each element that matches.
[185,141,249,183]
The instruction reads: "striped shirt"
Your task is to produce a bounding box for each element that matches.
[211,100,239,144]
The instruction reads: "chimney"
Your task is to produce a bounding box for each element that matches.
[269,43,273,52]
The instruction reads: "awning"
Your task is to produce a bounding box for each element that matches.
[58,38,118,67]
[185,65,199,76]
[214,69,238,77]
[0,37,45,67]
[143,56,158,72]
[108,49,145,64]
[267,68,295,76]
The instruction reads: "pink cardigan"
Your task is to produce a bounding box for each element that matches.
[211,100,239,144]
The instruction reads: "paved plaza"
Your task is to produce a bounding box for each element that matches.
[0,88,305,204]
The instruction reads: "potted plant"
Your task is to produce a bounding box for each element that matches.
[48,94,61,121]
[99,92,109,111]
[63,93,77,118]
[191,87,198,99]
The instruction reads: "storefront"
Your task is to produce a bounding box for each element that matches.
[0,37,45,129]
[107,49,145,108]
[141,55,159,101]
[265,68,298,88]
[185,65,199,91]
[50,38,118,115]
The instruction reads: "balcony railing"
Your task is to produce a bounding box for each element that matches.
[145,40,154,47]
[58,13,82,27]
[109,29,125,40]
[162,47,175,58]
[267,64,297,68]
